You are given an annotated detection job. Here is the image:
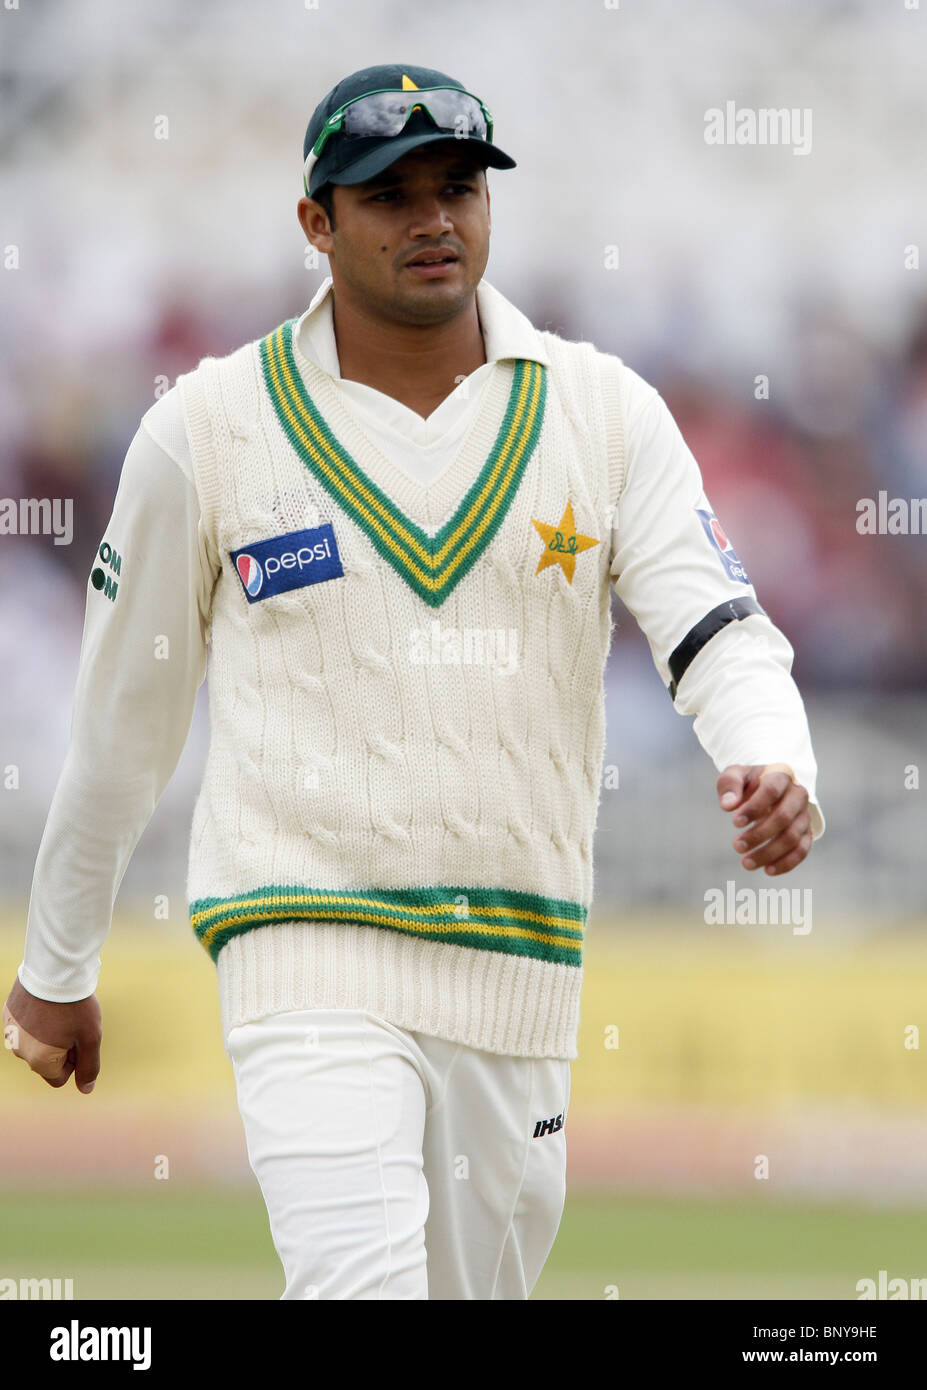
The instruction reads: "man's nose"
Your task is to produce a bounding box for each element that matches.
[408,195,454,234]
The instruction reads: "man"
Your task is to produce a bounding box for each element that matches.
[4,63,824,1300]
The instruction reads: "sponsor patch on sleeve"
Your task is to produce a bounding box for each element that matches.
[695,508,750,584]
[230,523,343,603]
[90,539,122,603]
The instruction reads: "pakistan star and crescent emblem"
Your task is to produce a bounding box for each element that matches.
[531,499,599,583]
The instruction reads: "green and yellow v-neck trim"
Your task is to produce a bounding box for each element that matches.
[259,318,547,607]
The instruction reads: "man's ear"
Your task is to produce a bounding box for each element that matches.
[298,195,334,255]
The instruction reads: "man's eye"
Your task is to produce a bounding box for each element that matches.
[371,184,474,202]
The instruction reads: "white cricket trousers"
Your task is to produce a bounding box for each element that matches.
[226,1008,571,1300]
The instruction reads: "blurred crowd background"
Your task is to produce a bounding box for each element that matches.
[3,0,927,687]
[1,0,926,1296]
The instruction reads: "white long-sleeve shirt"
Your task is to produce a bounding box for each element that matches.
[18,275,824,1003]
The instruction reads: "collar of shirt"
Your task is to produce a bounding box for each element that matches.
[295,274,549,373]
[292,275,550,450]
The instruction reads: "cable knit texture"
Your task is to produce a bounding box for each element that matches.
[176,322,626,1059]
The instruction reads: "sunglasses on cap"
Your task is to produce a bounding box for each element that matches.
[303,86,495,194]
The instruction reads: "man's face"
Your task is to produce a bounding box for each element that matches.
[298,140,491,326]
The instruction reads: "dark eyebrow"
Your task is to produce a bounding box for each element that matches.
[363,164,482,189]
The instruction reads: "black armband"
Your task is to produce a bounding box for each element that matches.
[667,597,765,700]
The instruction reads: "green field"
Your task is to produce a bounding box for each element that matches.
[2,1188,924,1300]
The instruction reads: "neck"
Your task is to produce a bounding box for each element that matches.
[331,289,486,415]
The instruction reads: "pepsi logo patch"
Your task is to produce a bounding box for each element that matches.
[230,523,343,603]
[695,508,750,584]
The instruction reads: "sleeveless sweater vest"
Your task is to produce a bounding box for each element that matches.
[177,314,626,1058]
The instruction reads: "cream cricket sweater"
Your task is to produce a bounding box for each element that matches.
[175,289,822,1060]
[178,308,623,1059]
[19,276,824,1060]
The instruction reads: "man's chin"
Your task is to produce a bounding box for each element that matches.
[392,275,475,323]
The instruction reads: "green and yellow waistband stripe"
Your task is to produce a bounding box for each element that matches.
[190,884,585,966]
[258,320,547,607]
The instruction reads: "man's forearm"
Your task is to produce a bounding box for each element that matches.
[673,614,825,838]
[19,412,212,1000]
[20,741,189,1000]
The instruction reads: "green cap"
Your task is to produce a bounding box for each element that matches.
[303,63,516,199]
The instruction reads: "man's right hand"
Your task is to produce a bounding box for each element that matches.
[2,977,101,1093]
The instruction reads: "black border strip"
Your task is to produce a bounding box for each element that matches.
[668,597,765,700]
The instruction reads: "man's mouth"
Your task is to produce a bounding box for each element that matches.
[403,250,458,276]
[404,254,459,278]
[405,250,458,266]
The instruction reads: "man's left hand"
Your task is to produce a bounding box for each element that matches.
[717,763,813,876]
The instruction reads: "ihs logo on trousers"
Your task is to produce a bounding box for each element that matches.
[531,499,599,582]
